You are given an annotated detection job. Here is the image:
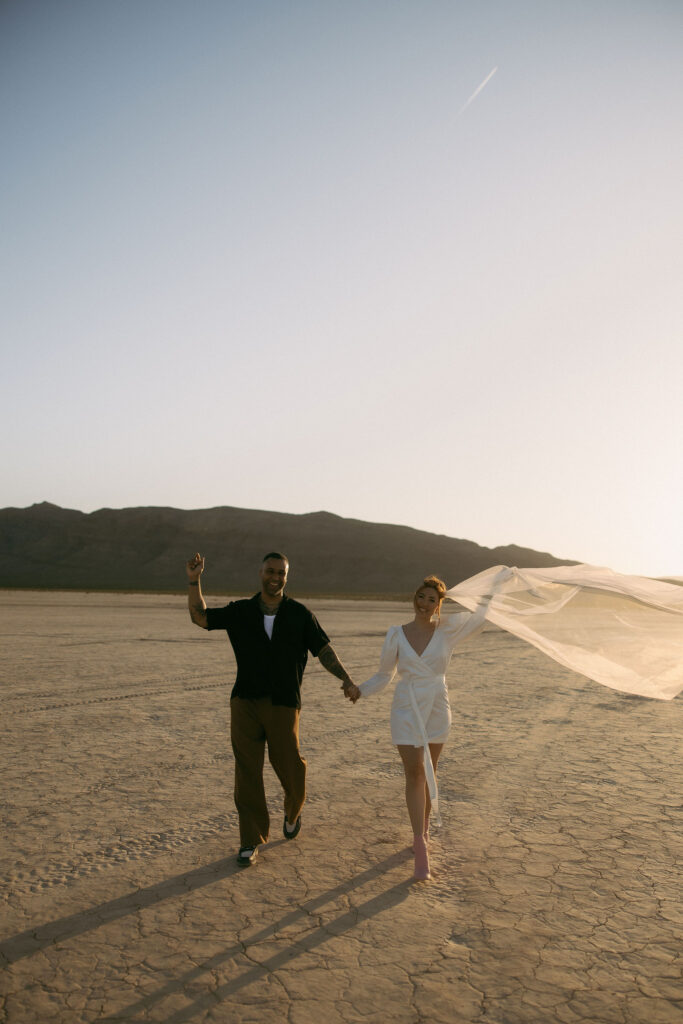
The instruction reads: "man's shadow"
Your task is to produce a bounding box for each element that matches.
[2,845,412,1021]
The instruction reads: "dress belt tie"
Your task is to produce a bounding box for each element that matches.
[406,673,445,827]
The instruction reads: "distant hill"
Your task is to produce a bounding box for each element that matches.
[0,502,577,596]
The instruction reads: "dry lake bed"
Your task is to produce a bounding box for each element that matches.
[1,590,681,1023]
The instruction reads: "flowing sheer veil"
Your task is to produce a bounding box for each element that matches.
[445,565,683,701]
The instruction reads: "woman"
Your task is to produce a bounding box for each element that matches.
[345,563,683,880]
[345,576,490,881]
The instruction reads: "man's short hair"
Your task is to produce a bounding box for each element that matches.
[262,551,289,565]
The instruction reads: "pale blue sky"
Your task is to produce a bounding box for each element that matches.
[2,1,682,576]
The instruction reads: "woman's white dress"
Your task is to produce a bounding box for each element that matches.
[358,605,488,820]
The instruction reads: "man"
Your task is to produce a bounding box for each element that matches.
[186,550,356,866]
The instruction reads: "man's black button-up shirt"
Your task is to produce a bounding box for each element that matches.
[205,593,330,709]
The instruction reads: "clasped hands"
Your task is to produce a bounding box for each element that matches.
[342,680,361,704]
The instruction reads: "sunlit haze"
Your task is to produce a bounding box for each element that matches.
[2,1,682,577]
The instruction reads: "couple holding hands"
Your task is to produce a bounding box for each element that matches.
[186,550,483,881]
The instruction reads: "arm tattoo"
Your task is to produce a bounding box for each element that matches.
[318,644,352,686]
[188,586,208,628]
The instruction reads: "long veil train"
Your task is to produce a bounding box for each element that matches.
[446,565,683,701]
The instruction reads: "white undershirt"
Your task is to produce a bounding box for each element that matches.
[263,613,276,639]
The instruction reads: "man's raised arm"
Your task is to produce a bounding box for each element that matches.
[186,552,209,629]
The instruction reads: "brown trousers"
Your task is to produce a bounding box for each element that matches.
[230,697,307,847]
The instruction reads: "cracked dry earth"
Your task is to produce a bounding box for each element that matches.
[1,591,681,1024]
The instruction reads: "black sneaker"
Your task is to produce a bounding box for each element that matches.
[237,846,258,866]
[283,815,301,840]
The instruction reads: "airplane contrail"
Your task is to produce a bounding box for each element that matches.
[457,66,498,116]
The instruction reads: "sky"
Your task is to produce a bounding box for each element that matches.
[2,0,682,577]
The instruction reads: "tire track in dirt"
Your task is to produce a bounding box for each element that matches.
[0,751,234,815]
[4,677,230,715]
[2,814,237,899]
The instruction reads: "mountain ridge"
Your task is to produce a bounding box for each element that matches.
[0,502,578,596]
